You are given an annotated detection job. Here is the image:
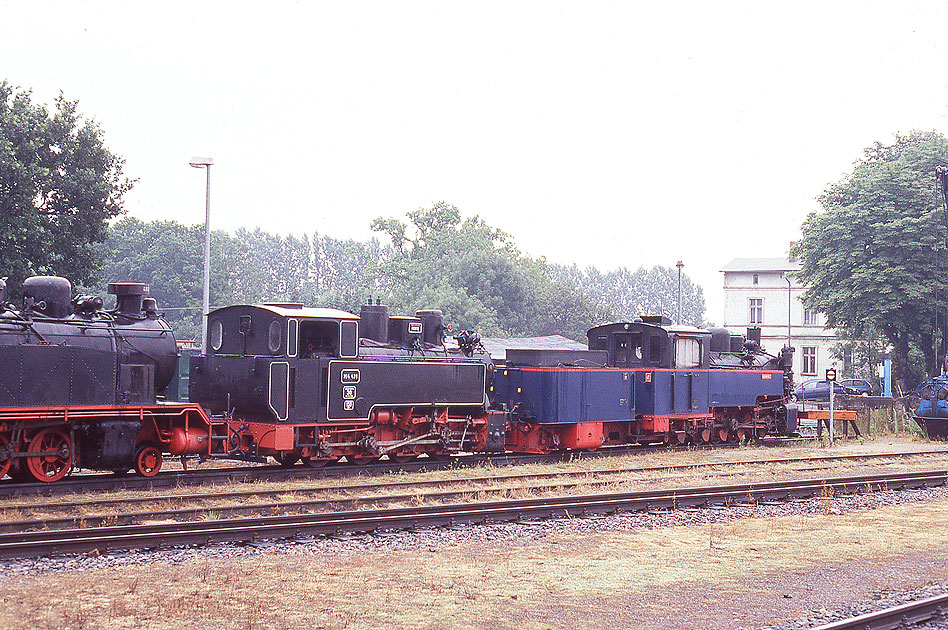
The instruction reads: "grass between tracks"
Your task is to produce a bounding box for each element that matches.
[3,492,948,629]
[1,436,947,524]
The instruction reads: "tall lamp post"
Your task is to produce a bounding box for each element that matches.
[676,260,684,324]
[190,156,214,353]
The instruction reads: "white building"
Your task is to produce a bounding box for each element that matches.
[721,258,838,383]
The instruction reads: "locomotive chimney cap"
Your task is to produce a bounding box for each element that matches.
[108,282,150,296]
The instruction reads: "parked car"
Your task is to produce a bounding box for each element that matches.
[791,379,858,402]
[839,378,873,396]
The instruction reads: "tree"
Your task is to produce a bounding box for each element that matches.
[553,263,706,327]
[371,202,614,339]
[102,218,212,341]
[0,82,132,295]
[792,130,948,390]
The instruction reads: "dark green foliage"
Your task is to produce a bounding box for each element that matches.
[102,202,707,344]
[0,81,132,295]
[371,202,617,339]
[793,130,948,389]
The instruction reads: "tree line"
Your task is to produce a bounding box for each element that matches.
[99,203,707,343]
[0,82,706,344]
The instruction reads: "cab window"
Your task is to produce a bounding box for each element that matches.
[675,337,701,368]
[298,320,340,358]
[648,336,663,365]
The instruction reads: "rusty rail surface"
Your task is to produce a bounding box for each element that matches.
[4,450,948,533]
[0,469,943,560]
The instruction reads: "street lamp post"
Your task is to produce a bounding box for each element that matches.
[190,156,214,353]
[676,260,684,324]
[786,275,792,348]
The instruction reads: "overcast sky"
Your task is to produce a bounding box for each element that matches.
[2,1,948,322]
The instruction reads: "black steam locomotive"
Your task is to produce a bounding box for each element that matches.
[0,275,797,482]
[0,276,198,481]
[188,300,497,466]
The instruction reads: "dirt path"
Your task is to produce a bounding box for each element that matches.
[3,495,948,629]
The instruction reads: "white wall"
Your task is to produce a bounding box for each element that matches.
[722,269,839,383]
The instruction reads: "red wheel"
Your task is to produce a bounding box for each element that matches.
[26,429,72,483]
[274,451,301,467]
[302,456,331,468]
[350,456,379,465]
[0,435,12,479]
[135,445,162,477]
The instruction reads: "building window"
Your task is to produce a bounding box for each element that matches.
[802,346,817,375]
[749,298,763,324]
[803,308,817,326]
[753,273,759,286]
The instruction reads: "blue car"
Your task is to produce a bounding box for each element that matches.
[791,379,858,402]
[839,378,873,396]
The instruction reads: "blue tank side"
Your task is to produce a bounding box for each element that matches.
[916,398,948,418]
[491,367,634,424]
[709,370,783,407]
[633,369,711,416]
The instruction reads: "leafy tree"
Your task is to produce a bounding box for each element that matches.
[553,263,706,327]
[371,202,613,339]
[310,232,387,313]
[101,217,213,341]
[793,130,948,389]
[0,81,132,295]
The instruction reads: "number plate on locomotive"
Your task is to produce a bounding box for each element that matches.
[340,369,361,384]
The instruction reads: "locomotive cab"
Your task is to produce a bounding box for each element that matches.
[586,318,711,370]
[190,304,359,423]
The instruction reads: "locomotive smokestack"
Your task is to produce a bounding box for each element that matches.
[108,282,149,316]
[415,309,445,346]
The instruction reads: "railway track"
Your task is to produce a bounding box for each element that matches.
[811,592,948,629]
[1,468,943,560]
[1,440,944,499]
[0,444,669,498]
[5,449,948,532]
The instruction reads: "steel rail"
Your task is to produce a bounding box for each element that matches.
[0,438,846,498]
[7,447,948,509]
[809,592,948,629]
[3,456,943,533]
[0,469,942,560]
